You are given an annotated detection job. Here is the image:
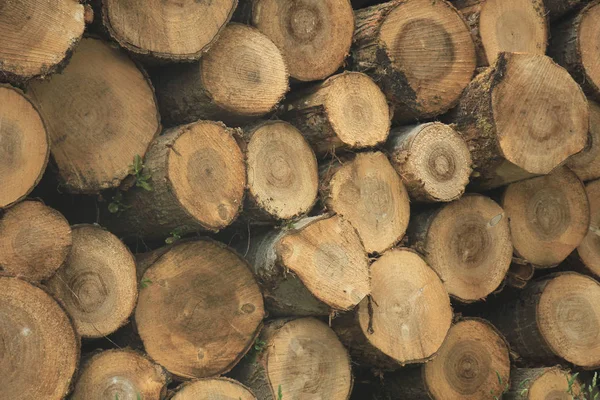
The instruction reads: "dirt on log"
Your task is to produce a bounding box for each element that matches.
[451,52,588,189]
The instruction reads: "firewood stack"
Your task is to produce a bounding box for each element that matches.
[1,0,600,399]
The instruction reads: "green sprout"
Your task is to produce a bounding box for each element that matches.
[129,155,153,191]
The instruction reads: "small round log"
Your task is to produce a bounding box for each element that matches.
[573,179,600,278]
[171,378,256,400]
[505,367,581,399]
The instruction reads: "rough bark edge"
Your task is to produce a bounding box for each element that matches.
[101,0,239,61]
[138,237,266,380]
[241,120,319,224]
[549,0,600,101]
[0,84,50,209]
[0,2,86,87]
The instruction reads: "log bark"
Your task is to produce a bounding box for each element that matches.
[0,0,85,84]
[171,378,256,400]
[0,84,49,208]
[572,179,600,278]
[244,214,369,316]
[350,0,476,122]
[282,71,390,155]
[107,120,246,239]
[501,167,590,268]
[233,318,353,400]
[549,1,600,100]
[333,248,452,369]
[409,194,512,302]
[386,122,472,203]
[504,367,581,399]
[27,38,161,194]
[488,272,600,368]
[543,0,589,21]
[0,276,79,400]
[567,100,600,182]
[0,200,71,282]
[135,239,264,380]
[243,121,318,223]
[453,0,548,66]
[101,0,237,61]
[71,349,169,400]
[379,319,511,400]
[320,152,410,254]
[153,24,288,127]
[45,225,138,339]
[450,52,588,189]
[236,0,354,82]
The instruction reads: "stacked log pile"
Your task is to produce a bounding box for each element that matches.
[2,0,600,399]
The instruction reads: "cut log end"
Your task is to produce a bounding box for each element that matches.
[276,215,369,311]
[246,121,318,221]
[419,195,512,302]
[338,248,452,367]
[135,240,264,379]
[578,2,600,94]
[0,0,85,82]
[322,152,410,254]
[538,274,600,368]
[387,122,472,202]
[567,100,600,182]
[172,378,256,400]
[0,201,71,282]
[576,179,600,277]
[102,0,237,60]
[502,167,590,267]
[71,350,168,400]
[45,225,138,338]
[492,53,588,174]
[508,367,580,400]
[27,38,160,194]
[423,319,510,400]
[167,121,246,231]
[0,85,49,208]
[248,0,354,81]
[0,276,79,400]
[373,0,476,120]
[476,0,548,65]
[201,24,288,118]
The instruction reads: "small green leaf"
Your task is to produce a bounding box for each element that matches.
[137,394,142,400]
[137,180,153,191]
[140,278,152,289]
[108,203,120,214]
[593,372,598,388]
[278,385,283,400]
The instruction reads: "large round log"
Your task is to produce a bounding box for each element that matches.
[71,350,168,400]
[351,0,476,122]
[505,367,581,400]
[380,319,511,400]
[234,318,352,400]
[0,200,71,282]
[451,52,589,189]
[567,99,600,182]
[27,38,160,194]
[0,0,85,83]
[549,1,600,100]
[136,239,264,379]
[409,194,512,302]
[501,167,590,268]
[45,225,138,339]
[172,378,256,400]
[573,179,600,278]
[236,0,354,82]
[245,214,369,316]
[283,72,390,155]
[108,120,246,239]
[0,276,79,400]
[454,0,548,66]
[154,24,288,127]
[320,152,410,254]
[0,84,49,208]
[244,121,318,222]
[334,248,452,369]
[101,0,237,61]
[386,122,472,203]
[489,272,600,368]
